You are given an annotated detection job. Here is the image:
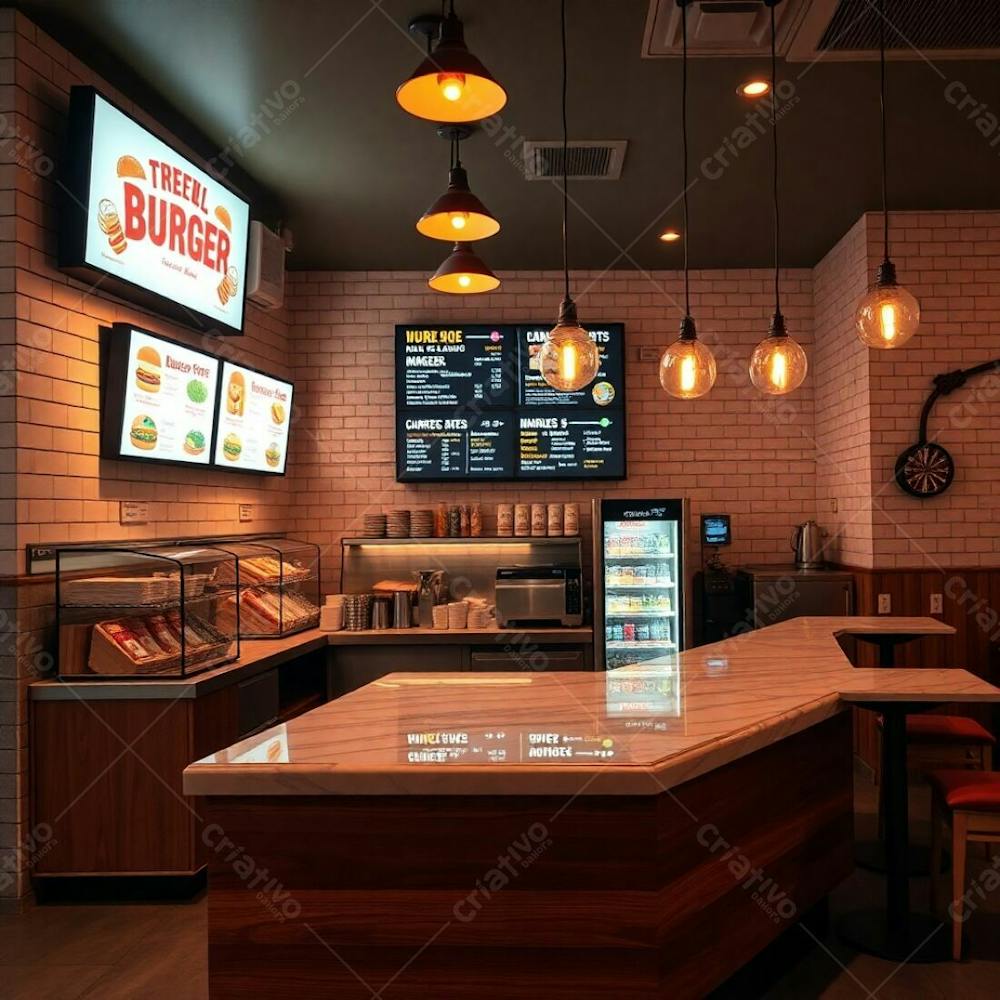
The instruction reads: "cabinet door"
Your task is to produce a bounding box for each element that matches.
[468,646,587,672]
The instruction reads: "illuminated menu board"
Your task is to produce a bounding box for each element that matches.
[102,327,219,466]
[60,87,250,335]
[395,323,625,482]
[214,362,293,474]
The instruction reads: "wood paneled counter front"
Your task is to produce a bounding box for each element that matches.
[185,618,997,1000]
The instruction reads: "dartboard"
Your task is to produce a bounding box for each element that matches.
[894,443,955,498]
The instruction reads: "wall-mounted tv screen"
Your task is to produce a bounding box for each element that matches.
[60,86,251,335]
[101,325,220,466]
[395,323,626,482]
[213,361,293,474]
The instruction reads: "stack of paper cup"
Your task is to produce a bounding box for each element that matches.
[431,604,449,630]
[321,594,345,631]
[468,599,490,629]
[448,601,469,629]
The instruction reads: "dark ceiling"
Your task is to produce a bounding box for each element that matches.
[19,0,1000,272]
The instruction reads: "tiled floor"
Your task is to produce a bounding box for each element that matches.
[2,776,998,999]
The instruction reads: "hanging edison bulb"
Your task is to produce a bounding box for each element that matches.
[856,262,920,349]
[749,313,807,396]
[659,317,716,399]
[539,298,600,392]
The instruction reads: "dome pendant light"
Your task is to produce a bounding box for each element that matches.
[539,0,600,393]
[659,0,716,400]
[428,241,499,295]
[855,0,920,349]
[417,130,500,242]
[749,0,807,396]
[396,2,507,124]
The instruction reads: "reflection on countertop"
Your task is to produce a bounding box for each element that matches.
[183,616,998,799]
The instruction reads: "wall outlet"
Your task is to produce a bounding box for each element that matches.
[930,593,944,615]
[878,593,892,614]
[119,500,148,525]
[829,498,838,513]
[239,504,255,523]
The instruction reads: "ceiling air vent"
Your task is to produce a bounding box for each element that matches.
[523,140,627,181]
[818,0,1000,52]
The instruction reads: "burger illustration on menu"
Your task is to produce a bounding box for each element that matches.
[130,414,157,451]
[135,345,161,392]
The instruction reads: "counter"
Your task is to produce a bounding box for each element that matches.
[184,617,995,1000]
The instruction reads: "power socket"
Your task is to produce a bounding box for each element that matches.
[877,593,892,614]
[930,593,943,615]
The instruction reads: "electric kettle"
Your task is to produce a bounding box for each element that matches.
[791,521,825,570]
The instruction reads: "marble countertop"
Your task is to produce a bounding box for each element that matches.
[183,616,996,798]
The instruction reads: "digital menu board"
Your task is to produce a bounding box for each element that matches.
[214,362,293,474]
[395,323,625,482]
[60,87,251,335]
[102,326,219,466]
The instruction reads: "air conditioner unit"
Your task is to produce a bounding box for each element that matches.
[247,221,286,309]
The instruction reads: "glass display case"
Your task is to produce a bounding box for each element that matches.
[56,546,240,679]
[210,537,321,638]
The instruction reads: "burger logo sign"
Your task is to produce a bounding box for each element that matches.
[77,91,249,333]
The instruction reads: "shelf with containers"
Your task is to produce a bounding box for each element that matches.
[55,546,240,679]
[207,537,321,639]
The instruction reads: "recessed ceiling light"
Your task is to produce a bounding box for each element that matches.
[738,79,770,99]
[659,229,682,243]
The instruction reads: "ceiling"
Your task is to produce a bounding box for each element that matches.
[19,0,1000,272]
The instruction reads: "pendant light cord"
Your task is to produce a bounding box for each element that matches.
[560,0,570,303]
[880,0,890,263]
[681,0,690,318]
[769,0,781,318]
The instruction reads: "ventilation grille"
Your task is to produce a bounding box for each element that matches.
[523,140,627,181]
[820,0,1000,51]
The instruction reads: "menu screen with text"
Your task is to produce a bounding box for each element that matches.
[213,362,293,473]
[115,329,219,465]
[395,323,625,482]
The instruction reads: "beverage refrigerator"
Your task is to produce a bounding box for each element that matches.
[592,498,686,671]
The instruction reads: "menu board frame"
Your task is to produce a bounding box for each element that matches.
[59,86,251,336]
[394,322,628,483]
[212,358,294,476]
[100,324,221,469]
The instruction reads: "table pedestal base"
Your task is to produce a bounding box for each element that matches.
[838,909,950,963]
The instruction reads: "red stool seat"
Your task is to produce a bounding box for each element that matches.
[876,714,996,746]
[928,770,1000,812]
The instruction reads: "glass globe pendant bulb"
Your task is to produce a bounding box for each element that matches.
[856,261,920,349]
[659,318,716,399]
[749,313,807,396]
[539,298,600,392]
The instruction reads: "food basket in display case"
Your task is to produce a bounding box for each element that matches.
[56,546,240,679]
[210,537,321,638]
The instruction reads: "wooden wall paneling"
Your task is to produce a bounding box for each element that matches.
[32,699,196,875]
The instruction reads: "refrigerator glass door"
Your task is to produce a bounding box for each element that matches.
[598,500,684,670]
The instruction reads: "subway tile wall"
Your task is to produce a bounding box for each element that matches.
[285,268,818,593]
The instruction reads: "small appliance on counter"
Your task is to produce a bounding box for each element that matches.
[736,565,854,629]
[414,569,447,628]
[495,566,583,628]
[791,520,826,570]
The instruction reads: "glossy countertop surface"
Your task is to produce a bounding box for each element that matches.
[183,616,995,798]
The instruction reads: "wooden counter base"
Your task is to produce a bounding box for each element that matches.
[203,713,852,1000]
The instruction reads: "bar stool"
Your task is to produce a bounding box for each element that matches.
[875,714,995,833]
[928,769,1000,960]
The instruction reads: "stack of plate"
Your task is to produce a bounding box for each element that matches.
[431,604,449,630]
[320,594,345,631]
[363,513,387,537]
[410,509,434,537]
[448,601,469,629]
[387,510,411,538]
[343,594,372,631]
